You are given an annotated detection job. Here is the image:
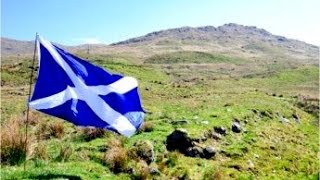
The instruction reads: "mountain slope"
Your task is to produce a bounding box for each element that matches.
[1,38,35,56]
[1,23,318,64]
[111,23,318,62]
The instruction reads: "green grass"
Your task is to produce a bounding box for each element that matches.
[1,53,319,179]
[145,51,248,64]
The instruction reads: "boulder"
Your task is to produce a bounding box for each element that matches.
[185,146,204,158]
[214,126,227,135]
[166,129,193,153]
[232,121,241,133]
[203,146,217,159]
[205,130,222,140]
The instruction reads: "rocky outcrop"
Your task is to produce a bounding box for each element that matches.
[166,129,217,159]
[166,129,193,153]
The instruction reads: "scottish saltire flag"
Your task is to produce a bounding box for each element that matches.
[29,36,144,137]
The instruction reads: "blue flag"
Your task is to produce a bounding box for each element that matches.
[29,36,144,137]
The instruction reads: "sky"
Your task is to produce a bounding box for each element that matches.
[1,0,319,45]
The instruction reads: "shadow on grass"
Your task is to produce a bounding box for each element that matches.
[28,173,81,180]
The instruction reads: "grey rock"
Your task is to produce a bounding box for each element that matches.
[166,129,193,153]
[203,146,216,159]
[279,117,290,124]
[210,132,222,140]
[232,121,241,133]
[214,126,227,135]
[185,146,204,158]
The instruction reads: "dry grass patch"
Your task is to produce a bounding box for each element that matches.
[103,138,128,173]
[35,121,64,139]
[48,121,65,139]
[81,127,106,141]
[56,145,73,162]
[138,121,154,133]
[32,143,48,160]
[0,117,27,165]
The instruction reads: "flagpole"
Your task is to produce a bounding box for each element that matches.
[24,33,38,170]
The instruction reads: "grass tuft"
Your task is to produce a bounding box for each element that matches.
[55,145,73,162]
[81,127,106,141]
[32,143,48,161]
[0,117,27,165]
[103,145,128,174]
[48,121,65,139]
[138,121,154,133]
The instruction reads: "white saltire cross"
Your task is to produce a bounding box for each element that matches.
[29,37,138,137]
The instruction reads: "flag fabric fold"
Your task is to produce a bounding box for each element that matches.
[29,36,144,137]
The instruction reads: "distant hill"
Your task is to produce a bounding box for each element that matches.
[1,38,35,56]
[111,23,318,62]
[1,23,318,63]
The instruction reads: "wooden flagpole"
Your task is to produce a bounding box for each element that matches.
[24,33,38,170]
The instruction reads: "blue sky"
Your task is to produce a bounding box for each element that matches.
[2,0,319,45]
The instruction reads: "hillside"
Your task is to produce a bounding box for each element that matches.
[1,24,319,179]
[1,38,35,56]
[1,23,318,64]
[111,23,317,62]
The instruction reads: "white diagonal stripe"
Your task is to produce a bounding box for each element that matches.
[90,77,138,95]
[29,86,75,109]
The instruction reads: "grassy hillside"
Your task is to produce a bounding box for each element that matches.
[144,51,248,64]
[1,52,319,179]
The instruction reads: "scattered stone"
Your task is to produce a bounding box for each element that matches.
[201,121,209,125]
[214,126,227,135]
[185,146,204,158]
[211,132,222,140]
[247,160,255,169]
[204,130,220,140]
[203,146,216,159]
[253,154,259,159]
[279,116,290,124]
[166,129,193,153]
[232,121,241,133]
[133,140,154,164]
[292,113,301,123]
